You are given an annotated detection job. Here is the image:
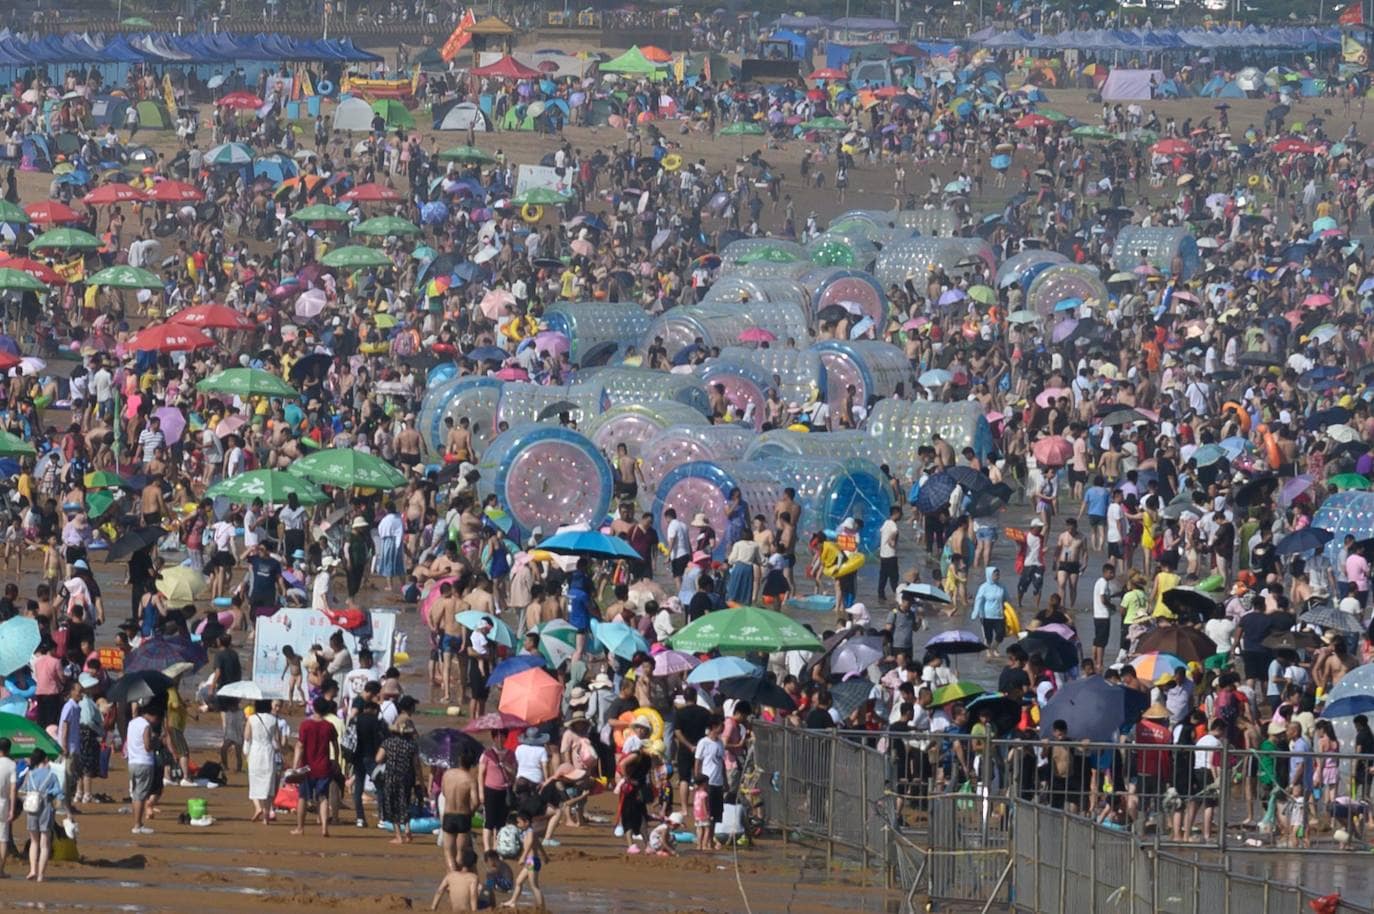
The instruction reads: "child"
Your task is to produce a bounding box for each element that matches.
[944,553,968,618]
[3,515,21,574]
[479,850,513,908]
[220,697,245,773]
[692,775,711,849]
[500,809,543,909]
[41,534,62,594]
[431,848,480,912]
[647,811,683,856]
[761,552,790,607]
[281,646,305,707]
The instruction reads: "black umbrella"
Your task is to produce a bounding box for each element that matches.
[536,400,580,421]
[1161,588,1218,623]
[104,525,165,563]
[1263,631,1321,652]
[828,678,878,720]
[124,635,207,674]
[1237,351,1282,368]
[719,673,797,711]
[968,482,1014,518]
[106,670,174,704]
[944,466,990,492]
[417,728,484,768]
[1307,406,1351,431]
[1233,474,1279,508]
[1019,630,1079,672]
[289,352,332,382]
[966,693,1023,735]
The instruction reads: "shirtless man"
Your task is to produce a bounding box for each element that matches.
[140,478,168,527]
[1314,631,1359,693]
[612,443,644,505]
[774,488,801,532]
[417,541,465,585]
[775,507,798,590]
[431,580,468,704]
[440,756,482,872]
[430,849,480,911]
[445,417,474,464]
[465,574,495,618]
[457,501,483,564]
[405,481,427,561]
[752,514,775,557]
[522,582,554,634]
[1055,518,1088,608]
[396,416,423,473]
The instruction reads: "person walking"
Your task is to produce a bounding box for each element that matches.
[19,748,64,881]
[376,718,422,844]
[245,698,282,825]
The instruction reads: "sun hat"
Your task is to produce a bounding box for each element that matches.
[589,672,614,690]
[518,727,550,746]
[1142,703,1170,721]
[691,512,710,527]
[78,673,99,689]
[631,715,654,732]
[351,517,370,529]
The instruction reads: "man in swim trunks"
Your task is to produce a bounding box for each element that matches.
[445,417,474,464]
[440,751,481,872]
[395,415,422,470]
[430,580,467,704]
[612,443,644,504]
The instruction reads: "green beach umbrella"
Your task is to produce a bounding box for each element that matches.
[510,187,572,206]
[0,428,35,457]
[321,245,392,269]
[288,448,408,489]
[205,143,254,167]
[289,204,351,223]
[83,470,128,489]
[968,284,997,305]
[1037,109,1070,122]
[1329,473,1371,491]
[86,489,115,520]
[668,606,822,653]
[437,145,496,164]
[931,681,986,707]
[87,265,162,289]
[0,712,61,758]
[29,227,101,250]
[353,216,421,237]
[121,16,154,27]
[0,199,28,223]
[196,367,298,399]
[801,117,847,131]
[207,469,329,506]
[720,121,765,136]
[0,267,46,292]
[1071,125,1115,141]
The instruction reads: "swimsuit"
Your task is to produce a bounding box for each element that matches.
[442,812,472,835]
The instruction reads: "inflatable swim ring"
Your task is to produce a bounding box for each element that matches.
[661,153,682,172]
[613,706,665,750]
[360,341,389,355]
[521,204,543,223]
[819,541,865,578]
[379,817,440,835]
[1221,401,1250,434]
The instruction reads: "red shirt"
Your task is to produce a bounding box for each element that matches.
[298,718,336,779]
[1134,719,1173,779]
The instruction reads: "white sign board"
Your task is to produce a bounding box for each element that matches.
[515,164,572,198]
[251,608,396,699]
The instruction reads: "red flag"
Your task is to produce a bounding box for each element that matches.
[1340,2,1364,25]
[440,8,477,62]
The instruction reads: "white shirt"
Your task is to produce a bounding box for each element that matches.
[211,520,236,552]
[879,519,899,559]
[1024,532,1044,568]
[1194,733,1221,770]
[91,368,113,403]
[243,507,261,548]
[279,505,306,531]
[0,755,15,814]
[380,699,399,727]
[1092,577,1115,620]
[311,570,333,611]
[694,735,725,786]
[1106,503,1125,544]
[514,743,547,783]
[665,518,690,559]
[378,513,404,542]
[126,716,156,766]
[341,667,373,713]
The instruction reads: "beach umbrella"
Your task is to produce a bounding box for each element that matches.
[511,187,573,206]
[498,668,564,725]
[1014,113,1052,129]
[1264,631,1322,652]
[217,91,264,110]
[0,256,63,285]
[215,681,265,701]
[1275,527,1334,555]
[965,693,1023,734]
[0,268,46,292]
[919,368,953,387]
[205,143,254,166]
[353,215,421,237]
[899,583,953,605]
[1233,474,1279,508]
[0,200,28,223]
[418,727,484,767]
[438,145,497,164]
[914,471,959,514]
[1007,310,1040,324]
[145,180,206,203]
[1032,435,1073,466]
[455,611,517,650]
[197,367,298,398]
[1135,625,1216,663]
[669,606,821,653]
[87,265,163,289]
[1161,588,1218,623]
[126,323,215,353]
[0,712,61,758]
[968,284,996,305]
[1020,630,1079,672]
[29,227,101,250]
[1298,605,1364,634]
[536,529,640,561]
[486,654,547,688]
[83,182,144,206]
[154,567,207,605]
[652,650,699,676]
[207,469,328,506]
[718,673,797,711]
[463,711,530,733]
[930,680,986,707]
[106,670,174,704]
[124,635,206,674]
[1100,408,1150,427]
[686,656,760,684]
[830,636,884,676]
[801,117,847,131]
[924,630,984,655]
[289,448,407,490]
[1330,473,1371,491]
[290,204,351,223]
[1041,677,1142,741]
[321,245,391,269]
[721,122,764,136]
[1129,652,1186,683]
[825,678,878,720]
[0,616,40,676]
[341,182,401,203]
[534,619,579,667]
[591,620,650,660]
[168,303,255,331]
[23,200,81,224]
[0,429,33,458]
[104,525,166,563]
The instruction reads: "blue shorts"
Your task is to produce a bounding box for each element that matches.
[441,634,463,655]
[303,776,333,801]
[976,527,997,542]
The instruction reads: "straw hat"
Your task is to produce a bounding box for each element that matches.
[1141,703,1170,721]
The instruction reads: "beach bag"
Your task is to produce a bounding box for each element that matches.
[496,823,522,859]
[273,783,300,812]
[23,769,51,814]
[341,716,359,759]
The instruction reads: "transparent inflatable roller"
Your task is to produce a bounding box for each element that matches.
[755,456,892,553]
[810,340,912,410]
[1110,226,1201,280]
[640,425,756,492]
[495,382,610,429]
[543,301,654,364]
[417,375,502,463]
[579,367,712,417]
[477,423,613,536]
[583,402,710,460]
[995,249,1068,289]
[715,346,827,409]
[651,460,790,560]
[1026,263,1110,318]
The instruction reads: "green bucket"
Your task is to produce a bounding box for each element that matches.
[187,798,207,819]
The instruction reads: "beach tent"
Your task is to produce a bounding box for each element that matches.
[52,133,81,156]
[500,107,535,130]
[20,135,52,171]
[134,99,173,129]
[584,96,626,126]
[1156,78,1190,98]
[432,100,491,132]
[90,95,129,126]
[1100,68,1164,101]
[850,59,893,86]
[370,98,415,129]
[600,46,664,76]
[471,55,540,80]
[332,96,374,132]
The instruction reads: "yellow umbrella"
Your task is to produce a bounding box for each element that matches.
[156,566,207,605]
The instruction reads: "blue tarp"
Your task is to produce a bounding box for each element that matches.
[976,25,1341,51]
[0,29,382,65]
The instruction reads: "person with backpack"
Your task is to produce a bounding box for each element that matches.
[19,748,65,881]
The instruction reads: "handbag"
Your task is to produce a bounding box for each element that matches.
[22,769,49,814]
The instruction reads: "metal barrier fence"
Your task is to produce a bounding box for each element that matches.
[751,724,1374,912]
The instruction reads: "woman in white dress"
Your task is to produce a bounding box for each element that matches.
[244,699,282,825]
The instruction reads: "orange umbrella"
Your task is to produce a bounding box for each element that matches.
[275,174,328,199]
[498,668,564,725]
[640,45,672,63]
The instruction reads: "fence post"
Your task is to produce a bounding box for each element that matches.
[781,727,790,845]
[1150,830,1159,914]
[861,745,869,874]
[1057,808,1069,913]
[1033,800,1042,914]
[1090,822,1098,914]
[1191,858,1201,914]
[1217,744,1229,853]
[826,732,837,868]
[1222,856,1230,914]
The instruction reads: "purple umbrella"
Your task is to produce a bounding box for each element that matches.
[533,330,569,355]
[296,288,328,319]
[925,630,984,655]
[0,335,18,356]
[1050,318,1079,343]
[154,406,186,443]
[1279,474,1315,507]
[1038,622,1079,642]
[652,650,699,676]
[124,635,206,674]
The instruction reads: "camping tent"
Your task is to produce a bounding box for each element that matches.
[432,100,491,132]
[370,99,415,129]
[90,96,129,126]
[1100,69,1165,101]
[600,46,665,76]
[333,96,374,132]
[20,135,52,171]
[134,99,173,129]
[471,55,540,80]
